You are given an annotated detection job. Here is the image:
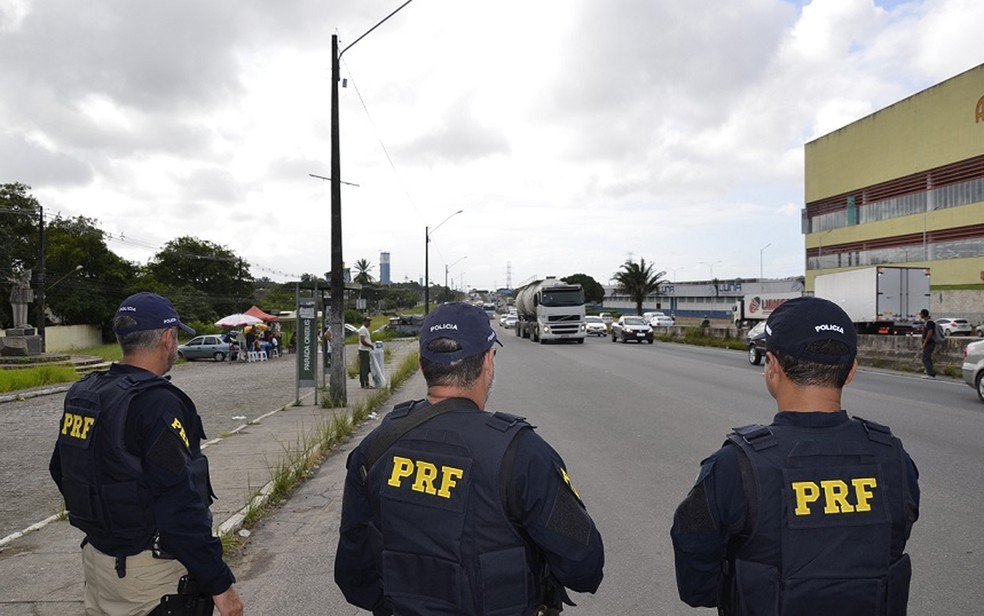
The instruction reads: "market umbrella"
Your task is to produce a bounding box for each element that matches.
[215,313,263,328]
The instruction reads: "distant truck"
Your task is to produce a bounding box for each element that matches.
[813,266,930,335]
[732,293,801,327]
[514,278,587,344]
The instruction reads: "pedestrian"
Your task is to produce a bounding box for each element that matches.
[322,323,333,367]
[335,302,605,615]
[358,316,373,388]
[49,292,244,616]
[670,296,919,614]
[919,308,938,379]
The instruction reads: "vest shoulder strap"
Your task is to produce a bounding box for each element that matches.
[729,424,778,451]
[854,416,894,446]
[361,397,479,482]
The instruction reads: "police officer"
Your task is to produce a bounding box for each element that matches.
[335,302,605,615]
[670,296,919,615]
[49,292,244,616]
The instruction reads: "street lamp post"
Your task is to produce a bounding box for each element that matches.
[445,256,467,302]
[424,209,463,314]
[699,260,722,280]
[760,243,771,279]
[327,0,416,406]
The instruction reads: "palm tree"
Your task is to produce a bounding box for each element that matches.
[612,258,665,315]
[353,258,374,286]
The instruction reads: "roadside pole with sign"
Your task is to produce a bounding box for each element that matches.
[296,297,318,405]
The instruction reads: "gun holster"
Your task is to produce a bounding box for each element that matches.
[156,575,215,616]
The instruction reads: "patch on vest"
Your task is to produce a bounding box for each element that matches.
[58,406,98,449]
[380,447,472,512]
[783,465,888,528]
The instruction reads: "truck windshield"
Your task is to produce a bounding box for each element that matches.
[541,289,584,306]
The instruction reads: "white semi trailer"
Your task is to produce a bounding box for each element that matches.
[514,278,587,344]
[813,266,930,335]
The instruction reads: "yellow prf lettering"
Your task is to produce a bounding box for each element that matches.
[792,481,821,516]
[412,461,439,495]
[61,413,96,440]
[822,480,854,514]
[792,477,879,516]
[852,477,877,512]
[170,417,190,447]
[386,455,465,500]
[560,467,581,500]
[388,456,415,487]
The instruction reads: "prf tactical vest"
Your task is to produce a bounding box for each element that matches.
[723,418,915,616]
[56,369,210,554]
[364,399,543,616]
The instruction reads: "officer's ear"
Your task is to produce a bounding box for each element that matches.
[844,359,859,386]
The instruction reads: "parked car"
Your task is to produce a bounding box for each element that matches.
[178,334,238,361]
[936,317,973,337]
[746,320,767,365]
[975,323,984,337]
[961,339,984,402]
[611,316,654,344]
[644,312,675,327]
[584,315,608,336]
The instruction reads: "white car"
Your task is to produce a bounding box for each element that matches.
[962,339,984,402]
[584,315,608,336]
[936,318,973,337]
[644,312,675,327]
[501,314,518,329]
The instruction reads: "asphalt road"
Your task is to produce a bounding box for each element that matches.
[0,354,305,541]
[233,327,984,614]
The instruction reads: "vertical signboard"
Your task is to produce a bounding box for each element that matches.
[297,298,317,395]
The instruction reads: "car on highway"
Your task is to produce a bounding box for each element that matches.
[962,339,984,402]
[584,315,608,336]
[644,312,675,327]
[611,315,654,344]
[178,334,239,362]
[936,317,973,337]
[746,320,767,365]
[501,313,518,329]
[598,312,614,327]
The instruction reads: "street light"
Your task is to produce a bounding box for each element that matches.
[326,0,416,406]
[760,243,771,279]
[666,266,685,282]
[445,256,468,302]
[699,260,722,279]
[425,209,463,314]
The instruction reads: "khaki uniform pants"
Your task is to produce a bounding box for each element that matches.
[82,543,187,616]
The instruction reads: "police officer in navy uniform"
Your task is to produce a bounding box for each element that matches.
[335,302,604,615]
[671,296,919,615]
[49,293,244,616]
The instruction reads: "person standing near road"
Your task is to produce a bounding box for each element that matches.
[671,296,919,615]
[335,302,605,615]
[49,292,244,616]
[919,308,938,379]
[358,316,373,389]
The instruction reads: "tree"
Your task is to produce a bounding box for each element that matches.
[147,237,253,318]
[44,215,137,329]
[562,273,605,305]
[612,258,665,315]
[353,258,374,286]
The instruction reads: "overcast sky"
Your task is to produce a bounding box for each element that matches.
[2,0,981,291]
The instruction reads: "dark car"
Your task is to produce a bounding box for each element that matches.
[746,321,767,365]
[611,316,654,344]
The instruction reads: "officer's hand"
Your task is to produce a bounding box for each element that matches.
[213,586,244,616]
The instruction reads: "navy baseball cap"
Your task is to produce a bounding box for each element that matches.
[764,296,856,365]
[113,292,195,336]
[420,302,502,364]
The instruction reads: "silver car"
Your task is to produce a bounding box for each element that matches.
[178,334,238,362]
[962,339,984,402]
[584,315,608,336]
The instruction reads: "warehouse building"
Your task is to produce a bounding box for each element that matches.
[803,63,984,322]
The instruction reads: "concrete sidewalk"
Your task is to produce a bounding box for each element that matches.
[0,339,419,616]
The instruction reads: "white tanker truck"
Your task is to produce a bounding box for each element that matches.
[514,278,587,344]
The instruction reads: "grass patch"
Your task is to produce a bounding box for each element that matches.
[658,328,747,351]
[72,343,122,362]
[224,349,421,550]
[0,365,80,393]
